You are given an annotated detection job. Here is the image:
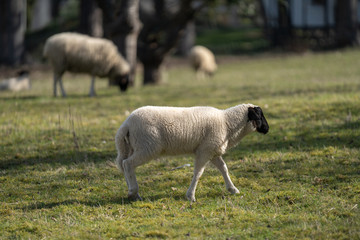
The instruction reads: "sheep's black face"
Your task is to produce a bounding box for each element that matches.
[248,107,269,134]
[115,74,129,92]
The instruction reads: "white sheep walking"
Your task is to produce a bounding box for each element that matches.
[189,45,217,79]
[43,32,130,97]
[115,104,269,201]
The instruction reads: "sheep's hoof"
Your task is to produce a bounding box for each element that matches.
[128,193,142,201]
[186,194,196,202]
[228,187,240,195]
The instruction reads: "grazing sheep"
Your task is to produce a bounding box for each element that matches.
[115,104,269,201]
[0,70,30,92]
[43,32,130,97]
[189,45,217,79]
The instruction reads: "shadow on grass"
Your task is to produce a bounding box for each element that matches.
[0,150,115,170]
[177,81,360,104]
[257,83,360,100]
[20,191,193,210]
[238,120,360,153]
[20,197,136,210]
[0,95,41,100]
[19,190,190,211]
[0,91,127,100]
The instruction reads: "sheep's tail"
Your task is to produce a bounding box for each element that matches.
[115,124,132,173]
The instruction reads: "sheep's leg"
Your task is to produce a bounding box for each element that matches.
[53,74,58,97]
[116,152,130,190]
[115,154,125,173]
[89,75,96,97]
[122,151,152,201]
[186,153,210,202]
[123,159,141,201]
[56,74,67,97]
[211,156,240,195]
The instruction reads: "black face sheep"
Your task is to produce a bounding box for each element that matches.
[189,45,217,79]
[115,104,269,202]
[43,32,130,97]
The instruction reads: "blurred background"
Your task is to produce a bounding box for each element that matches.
[0,0,359,85]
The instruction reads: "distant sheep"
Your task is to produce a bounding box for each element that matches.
[189,45,217,79]
[43,32,130,97]
[115,104,269,201]
[0,70,30,92]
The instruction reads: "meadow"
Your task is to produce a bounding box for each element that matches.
[0,49,359,239]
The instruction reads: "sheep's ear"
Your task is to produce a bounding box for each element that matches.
[248,107,260,122]
[248,107,262,129]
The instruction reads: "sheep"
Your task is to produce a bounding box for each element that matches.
[189,45,217,79]
[43,32,130,97]
[0,70,30,92]
[115,103,269,201]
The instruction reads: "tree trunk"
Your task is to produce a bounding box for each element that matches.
[51,0,62,19]
[276,0,292,47]
[79,0,103,37]
[335,0,360,47]
[113,0,141,86]
[258,0,272,44]
[143,61,162,85]
[138,0,201,85]
[30,0,52,31]
[97,0,141,86]
[0,0,26,66]
[176,21,196,56]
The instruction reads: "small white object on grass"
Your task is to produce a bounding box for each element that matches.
[171,164,191,171]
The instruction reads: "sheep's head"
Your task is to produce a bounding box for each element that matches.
[248,107,269,134]
[207,70,215,78]
[110,74,129,92]
[118,74,129,92]
[207,62,217,77]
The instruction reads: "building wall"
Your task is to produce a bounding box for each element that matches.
[262,0,360,28]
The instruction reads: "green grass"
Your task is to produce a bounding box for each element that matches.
[1,49,360,239]
[196,28,270,54]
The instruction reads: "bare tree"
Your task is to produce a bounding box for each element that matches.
[138,0,204,85]
[98,0,208,85]
[79,0,103,37]
[0,0,26,66]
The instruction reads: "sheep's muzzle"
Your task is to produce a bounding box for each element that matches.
[117,74,129,92]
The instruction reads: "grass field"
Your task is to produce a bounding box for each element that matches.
[1,49,360,239]
[196,28,269,54]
